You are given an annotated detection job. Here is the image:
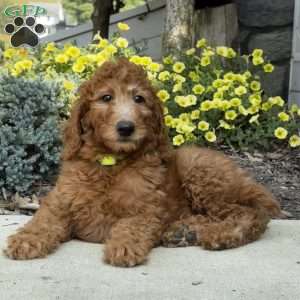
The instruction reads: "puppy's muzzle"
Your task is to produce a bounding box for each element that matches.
[116,120,135,137]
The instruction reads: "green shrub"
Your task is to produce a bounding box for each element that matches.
[0,76,62,193]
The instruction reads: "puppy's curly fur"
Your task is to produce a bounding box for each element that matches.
[4,58,280,267]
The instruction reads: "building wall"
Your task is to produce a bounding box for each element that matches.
[236,0,295,100]
[41,0,165,60]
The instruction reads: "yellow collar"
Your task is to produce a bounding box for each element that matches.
[97,154,125,166]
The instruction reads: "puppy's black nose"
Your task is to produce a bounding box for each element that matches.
[116,120,135,137]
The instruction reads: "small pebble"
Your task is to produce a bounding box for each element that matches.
[192,281,202,286]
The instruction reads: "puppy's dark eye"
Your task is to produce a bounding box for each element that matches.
[133,95,145,103]
[101,95,112,102]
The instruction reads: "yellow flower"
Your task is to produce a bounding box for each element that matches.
[72,62,85,73]
[163,107,168,115]
[243,71,252,79]
[76,55,89,65]
[239,105,249,116]
[224,72,235,81]
[169,118,179,128]
[176,123,195,134]
[189,71,200,82]
[249,114,260,125]
[247,105,259,115]
[261,102,272,111]
[250,81,261,92]
[140,56,152,66]
[173,62,185,73]
[163,55,173,64]
[205,131,217,142]
[65,46,80,58]
[17,48,28,57]
[211,98,221,109]
[175,96,190,107]
[203,49,215,57]
[187,95,197,106]
[116,37,128,48]
[200,100,213,111]
[249,94,262,106]
[173,134,185,146]
[63,80,75,91]
[173,74,186,83]
[3,48,16,58]
[263,63,274,73]
[235,86,247,96]
[173,83,183,93]
[253,56,264,66]
[106,44,118,55]
[185,48,196,55]
[268,96,284,107]
[200,56,211,67]
[185,133,196,142]
[274,127,288,139]
[227,48,237,58]
[196,38,206,48]
[55,54,69,64]
[216,46,229,57]
[164,115,173,127]
[45,42,56,52]
[252,49,263,57]
[290,104,299,113]
[117,22,130,31]
[190,110,200,120]
[235,74,247,85]
[148,62,161,72]
[230,98,241,107]
[157,90,170,102]
[289,135,300,148]
[192,84,205,95]
[212,79,224,89]
[129,55,142,65]
[179,113,190,123]
[97,38,109,48]
[213,91,223,100]
[278,112,290,122]
[158,71,171,81]
[198,121,210,131]
[219,100,231,111]
[219,120,234,130]
[225,110,237,120]
[21,59,33,70]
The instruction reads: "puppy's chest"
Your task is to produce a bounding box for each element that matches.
[70,163,168,218]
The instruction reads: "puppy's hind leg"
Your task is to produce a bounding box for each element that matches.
[162,206,270,250]
[173,146,278,250]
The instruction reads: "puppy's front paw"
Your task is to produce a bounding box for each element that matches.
[104,240,147,267]
[4,233,47,260]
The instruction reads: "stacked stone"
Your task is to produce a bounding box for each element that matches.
[236,0,295,99]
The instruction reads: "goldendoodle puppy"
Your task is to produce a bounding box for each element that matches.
[4,58,280,267]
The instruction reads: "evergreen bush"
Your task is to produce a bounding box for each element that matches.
[0,76,62,193]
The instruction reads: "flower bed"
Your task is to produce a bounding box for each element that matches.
[0,22,299,196]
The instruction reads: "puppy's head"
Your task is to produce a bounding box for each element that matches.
[62,58,166,160]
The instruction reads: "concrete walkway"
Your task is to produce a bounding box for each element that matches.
[0,216,299,300]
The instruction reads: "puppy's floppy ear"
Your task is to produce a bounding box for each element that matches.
[62,99,88,160]
[149,93,172,159]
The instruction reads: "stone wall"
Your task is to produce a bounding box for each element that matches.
[236,0,295,99]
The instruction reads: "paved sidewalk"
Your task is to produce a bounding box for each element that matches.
[0,216,299,300]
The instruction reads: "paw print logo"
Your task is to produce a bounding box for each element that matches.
[4,16,45,47]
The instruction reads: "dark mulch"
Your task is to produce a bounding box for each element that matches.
[222,147,300,220]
